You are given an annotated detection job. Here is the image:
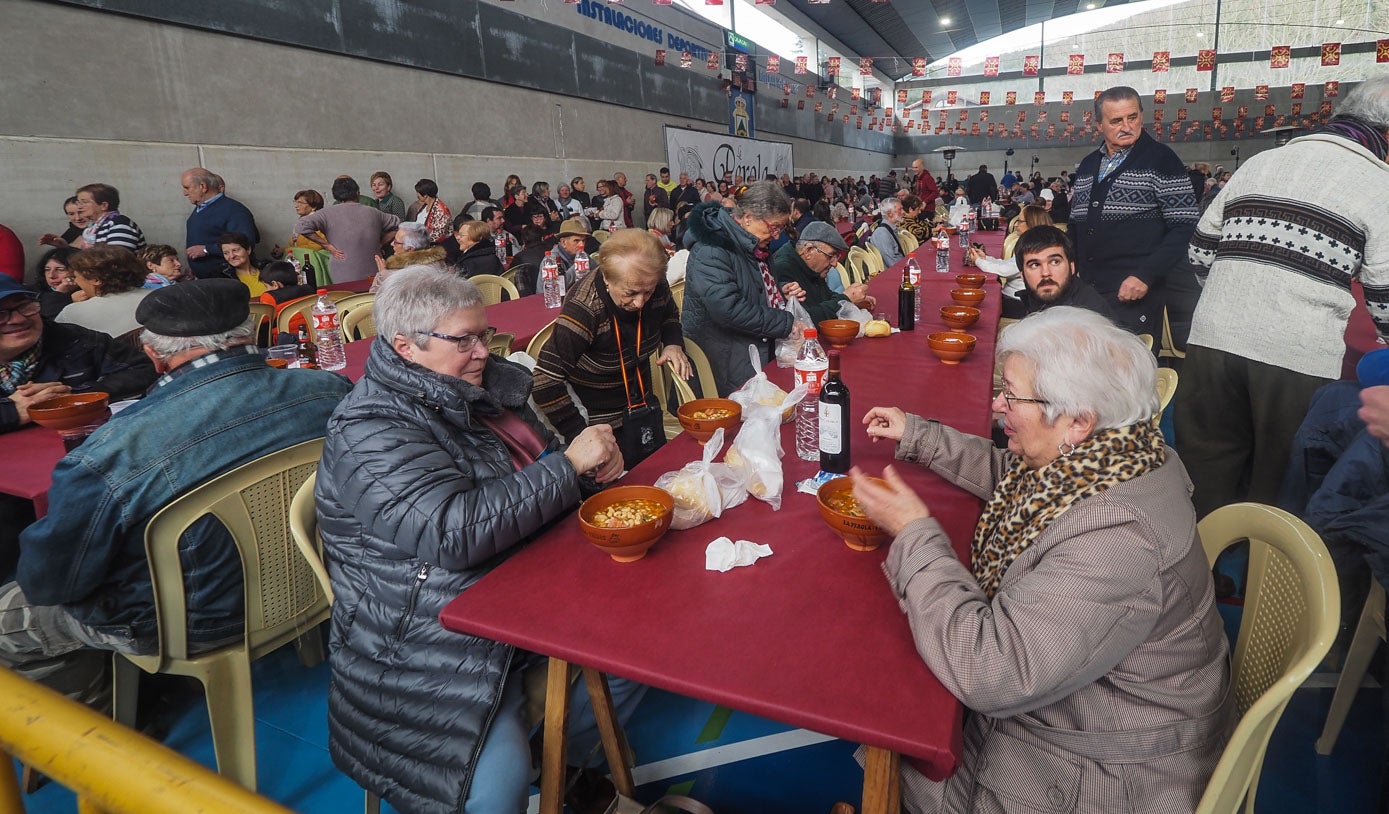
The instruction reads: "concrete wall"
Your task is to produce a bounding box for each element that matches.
[897,141,1275,184]
[0,0,893,262]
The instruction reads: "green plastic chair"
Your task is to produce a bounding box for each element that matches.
[111,438,332,792]
[1195,503,1340,814]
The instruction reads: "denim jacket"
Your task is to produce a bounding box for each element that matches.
[16,351,352,644]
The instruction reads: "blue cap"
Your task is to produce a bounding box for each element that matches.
[0,276,38,301]
[1357,348,1389,388]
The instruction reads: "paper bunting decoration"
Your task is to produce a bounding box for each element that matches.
[1325,81,1339,98]
[766,55,779,72]
[1185,88,1199,103]
[1006,91,1017,105]
[1067,54,1084,75]
[827,56,840,76]
[806,85,815,97]
[1017,110,1026,122]
[1211,107,1222,120]
[1177,108,1187,121]
[1152,109,1163,122]
[1038,110,1048,122]
[850,105,858,115]
[912,57,926,77]
[782,82,791,95]
[779,98,788,108]
[1196,50,1215,71]
[957,109,967,121]
[1060,110,1071,122]
[832,102,839,113]
[706,53,718,70]
[1062,91,1074,105]
[1379,40,1389,63]
[1270,46,1290,68]
[860,57,873,76]
[1321,42,1341,66]
[1095,90,1103,99]
[1034,91,1046,105]
[921,90,932,104]
[897,88,908,104]
[814,101,822,112]
[1320,100,1333,115]
[797,100,805,110]
[843,114,849,123]
[734,53,748,71]
[756,0,774,4]
[983,57,999,77]
[681,51,693,68]
[1251,84,1267,101]
[948,58,962,77]
[1291,102,1302,114]
[1264,104,1276,116]
[794,56,807,74]
[871,87,882,104]
[1022,55,1039,76]
[979,91,990,105]
[947,90,958,105]
[1152,51,1170,72]
[654,49,665,65]
[1107,53,1124,73]
[1237,105,1248,118]
[1220,86,1235,103]
[829,87,837,99]
[885,107,893,119]
[706,0,723,5]
[851,87,861,101]
[1153,89,1167,104]
[652,0,672,4]
[1291,83,1305,99]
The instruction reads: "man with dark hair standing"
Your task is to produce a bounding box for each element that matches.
[1069,86,1197,334]
[656,167,677,196]
[181,167,260,280]
[965,165,999,206]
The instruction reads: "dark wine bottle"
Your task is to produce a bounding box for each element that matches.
[818,350,851,474]
[898,267,916,332]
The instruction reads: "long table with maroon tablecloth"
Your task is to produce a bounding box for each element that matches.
[437,237,1005,813]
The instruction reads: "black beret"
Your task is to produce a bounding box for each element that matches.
[136,279,251,337]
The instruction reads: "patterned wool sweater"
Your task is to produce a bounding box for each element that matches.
[1187,132,1389,378]
[1069,129,1198,295]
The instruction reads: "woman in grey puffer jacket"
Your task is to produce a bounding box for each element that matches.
[316,268,643,813]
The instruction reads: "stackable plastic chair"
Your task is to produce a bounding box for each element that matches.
[277,290,355,342]
[342,305,376,342]
[845,247,872,285]
[669,279,686,312]
[112,438,332,792]
[470,274,520,305]
[1155,368,1178,416]
[897,229,920,254]
[487,331,516,356]
[863,244,885,277]
[679,339,720,400]
[1195,503,1340,814]
[1316,580,1385,754]
[525,320,557,361]
[288,471,334,606]
[246,302,275,346]
[1160,306,1187,362]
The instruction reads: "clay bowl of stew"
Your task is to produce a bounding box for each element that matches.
[949,287,986,306]
[676,398,742,445]
[816,476,891,552]
[926,331,977,365]
[955,273,987,289]
[27,392,110,431]
[817,319,861,349]
[578,485,676,562]
[939,305,981,330]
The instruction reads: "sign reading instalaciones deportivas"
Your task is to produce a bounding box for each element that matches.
[664,126,793,185]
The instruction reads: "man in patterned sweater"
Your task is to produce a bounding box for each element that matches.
[1176,77,1389,518]
[1070,86,1198,334]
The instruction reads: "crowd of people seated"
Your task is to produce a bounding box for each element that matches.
[0,77,1387,814]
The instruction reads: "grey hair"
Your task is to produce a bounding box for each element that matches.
[878,198,903,216]
[996,306,1158,429]
[395,222,431,251]
[183,167,219,190]
[1335,75,1389,130]
[1094,85,1143,120]
[731,181,792,219]
[140,315,257,361]
[374,266,484,349]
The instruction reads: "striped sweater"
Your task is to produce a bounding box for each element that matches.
[532,268,682,441]
[1187,132,1389,378]
[1070,130,1198,295]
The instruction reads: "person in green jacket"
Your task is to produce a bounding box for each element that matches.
[771,221,875,323]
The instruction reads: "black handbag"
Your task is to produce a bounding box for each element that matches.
[611,314,666,468]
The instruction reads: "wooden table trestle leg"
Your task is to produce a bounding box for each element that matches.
[540,658,578,814]
[861,746,902,814]
[581,669,635,797]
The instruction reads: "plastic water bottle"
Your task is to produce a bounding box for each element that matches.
[310,289,346,371]
[794,328,829,462]
[907,257,923,321]
[934,230,950,273]
[958,213,972,248]
[493,232,507,264]
[541,252,563,309]
[573,249,591,279]
[289,255,306,286]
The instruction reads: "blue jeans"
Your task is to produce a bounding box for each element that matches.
[465,659,648,814]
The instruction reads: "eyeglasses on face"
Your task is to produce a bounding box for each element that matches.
[998,389,1050,410]
[426,327,497,353]
[807,244,840,261]
[0,300,40,323]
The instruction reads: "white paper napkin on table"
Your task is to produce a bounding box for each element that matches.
[704,536,773,572]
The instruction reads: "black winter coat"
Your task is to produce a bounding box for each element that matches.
[316,339,583,813]
[1,320,157,432]
[451,241,505,280]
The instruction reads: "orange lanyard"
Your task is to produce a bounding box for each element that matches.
[611,315,646,409]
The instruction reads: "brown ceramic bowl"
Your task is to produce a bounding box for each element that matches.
[27,392,110,430]
[939,305,981,330]
[577,485,676,562]
[955,273,986,289]
[949,287,986,306]
[676,398,742,445]
[816,477,891,551]
[926,331,977,365]
[817,319,861,349]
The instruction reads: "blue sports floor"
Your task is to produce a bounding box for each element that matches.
[18,616,1387,813]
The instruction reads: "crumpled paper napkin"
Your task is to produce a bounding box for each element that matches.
[705,536,773,572]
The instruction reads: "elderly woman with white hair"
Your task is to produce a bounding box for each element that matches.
[370,221,443,292]
[854,306,1232,814]
[316,267,644,813]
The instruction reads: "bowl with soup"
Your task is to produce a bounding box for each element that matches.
[676,398,742,445]
[578,485,676,562]
[816,476,891,551]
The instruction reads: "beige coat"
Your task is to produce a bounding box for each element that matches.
[887,416,1231,814]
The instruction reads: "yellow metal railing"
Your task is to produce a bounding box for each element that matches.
[0,667,293,814]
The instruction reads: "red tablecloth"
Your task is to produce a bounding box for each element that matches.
[439,239,1003,778]
[0,426,63,517]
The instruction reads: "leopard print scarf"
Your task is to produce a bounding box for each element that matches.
[971,420,1167,599]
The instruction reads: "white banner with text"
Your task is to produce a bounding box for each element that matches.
[664,127,794,185]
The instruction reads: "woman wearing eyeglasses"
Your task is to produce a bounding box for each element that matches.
[853,306,1231,814]
[315,267,643,814]
[681,181,808,397]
